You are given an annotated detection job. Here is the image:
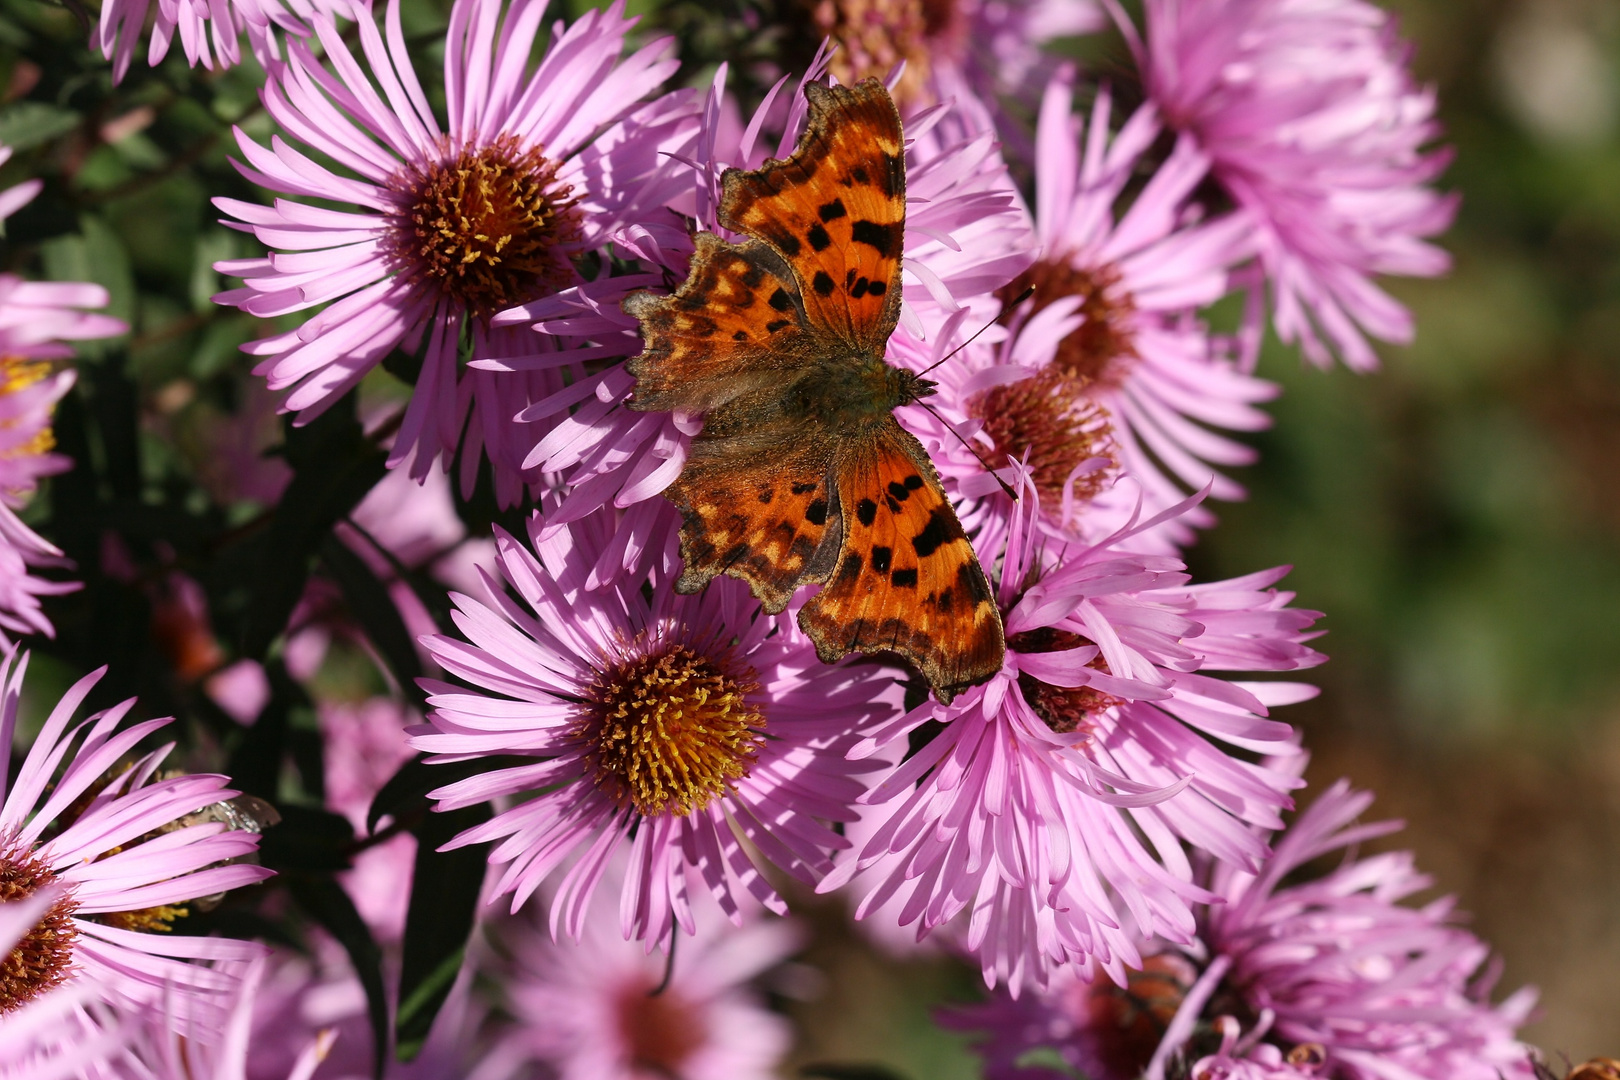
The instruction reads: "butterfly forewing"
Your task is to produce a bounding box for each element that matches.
[625,235,812,415]
[719,80,905,354]
[799,419,1004,702]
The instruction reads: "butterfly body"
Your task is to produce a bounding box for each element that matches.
[624,79,1004,702]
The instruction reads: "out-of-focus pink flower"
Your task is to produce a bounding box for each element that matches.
[0,507,77,647]
[97,0,344,82]
[804,0,1104,115]
[822,485,1321,993]
[924,74,1270,554]
[943,952,1198,1080]
[0,652,271,1033]
[413,506,900,948]
[1134,0,1456,371]
[214,0,696,504]
[507,58,1035,533]
[319,697,418,941]
[499,870,798,1080]
[1199,780,1539,1080]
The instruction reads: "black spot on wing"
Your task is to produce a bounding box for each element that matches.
[958,560,993,605]
[819,199,847,221]
[904,474,923,490]
[732,330,748,341]
[813,271,836,297]
[837,552,863,583]
[850,165,870,185]
[741,263,766,288]
[765,319,792,333]
[912,508,954,558]
[871,546,892,573]
[807,223,831,252]
[769,289,793,311]
[887,481,911,502]
[805,498,828,526]
[850,278,869,299]
[757,487,773,504]
[890,568,918,588]
[856,499,878,527]
[868,280,886,296]
[774,232,802,257]
[791,481,817,495]
[852,220,902,259]
[884,496,901,514]
[882,152,904,198]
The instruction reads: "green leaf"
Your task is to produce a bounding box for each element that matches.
[0,102,79,150]
[257,805,354,874]
[286,876,390,1080]
[394,801,491,1061]
[319,533,424,706]
[239,394,387,659]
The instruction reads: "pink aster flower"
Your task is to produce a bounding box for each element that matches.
[1131,0,1456,370]
[0,890,126,1080]
[503,57,1034,531]
[821,484,1322,992]
[214,0,696,504]
[920,74,1272,554]
[1196,780,1539,1080]
[97,0,342,83]
[0,652,272,1032]
[413,504,900,948]
[499,871,798,1080]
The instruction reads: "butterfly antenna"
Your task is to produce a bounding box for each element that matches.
[649,931,678,997]
[915,399,1020,501]
[916,286,1036,379]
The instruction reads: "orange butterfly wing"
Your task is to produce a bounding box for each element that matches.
[799,419,1004,702]
[663,403,836,615]
[625,234,815,415]
[719,80,905,353]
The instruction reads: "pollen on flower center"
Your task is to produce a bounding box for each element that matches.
[1008,627,1122,735]
[999,258,1138,384]
[391,134,584,320]
[581,641,765,818]
[0,357,58,464]
[967,365,1116,508]
[0,842,79,1013]
[808,0,939,104]
[615,982,707,1074]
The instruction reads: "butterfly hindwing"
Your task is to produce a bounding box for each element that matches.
[719,79,905,354]
[798,418,1004,702]
[666,414,837,614]
[626,234,813,415]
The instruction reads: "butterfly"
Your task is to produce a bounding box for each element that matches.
[624,78,1004,703]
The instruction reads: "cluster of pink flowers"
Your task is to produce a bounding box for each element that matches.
[0,0,1552,1076]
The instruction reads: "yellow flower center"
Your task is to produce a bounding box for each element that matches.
[0,842,79,1014]
[580,641,764,817]
[392,135,583,320]
[0,356,57,465]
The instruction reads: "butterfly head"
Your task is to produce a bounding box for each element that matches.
[888,364,937,407]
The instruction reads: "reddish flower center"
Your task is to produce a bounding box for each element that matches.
[581,642,764,817]
[1007,627,1122,735]
[0,841,79,1013]
[391,134,583,320]
[1071,954,1192,1078]
[999,258,1139,385]
[614,981,708,1074]
[967,365,1116,509]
